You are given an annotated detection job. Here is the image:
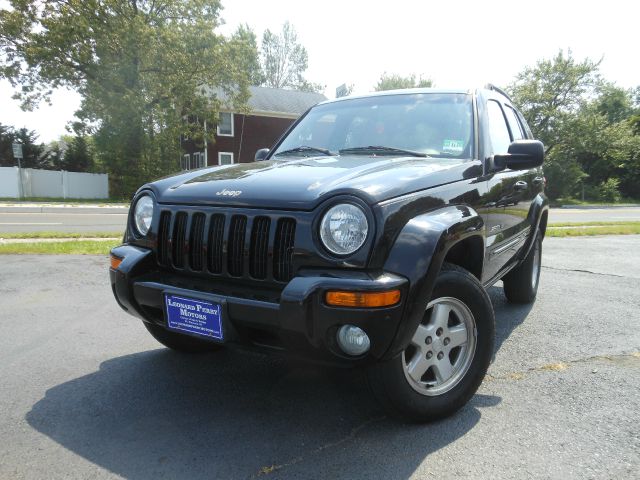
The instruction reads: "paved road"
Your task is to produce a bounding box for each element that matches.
[0,206,638,234]
[0,235,638,479]
[0,211,128,233]
[548,207,640,223]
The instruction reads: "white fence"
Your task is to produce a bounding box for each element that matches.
[0,167,109,199]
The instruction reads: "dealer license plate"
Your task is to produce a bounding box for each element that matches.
[164,294,223,341]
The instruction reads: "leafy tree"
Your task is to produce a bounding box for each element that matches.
[596,84,635,124]
[509,50,601,155]
[232,23,264,86]
[510,50,640,201]
[260,21,321,92]
[374,73,434,91]
[509,51,599,199]
[0,0,256,197]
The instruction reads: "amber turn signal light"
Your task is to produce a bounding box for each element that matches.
[110,254,123,270]
[325,289,401,308]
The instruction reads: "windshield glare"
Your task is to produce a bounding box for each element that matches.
[273,93,474,159]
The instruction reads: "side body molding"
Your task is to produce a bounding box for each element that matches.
[381,205,484,359]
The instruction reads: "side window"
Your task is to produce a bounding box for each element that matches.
[504,106,524,140]
[487,100,511,155]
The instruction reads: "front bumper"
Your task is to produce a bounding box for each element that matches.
[110,245,409,365]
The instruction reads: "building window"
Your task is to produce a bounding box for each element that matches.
[217,112,234,137]
[181,154,190,171]
[182,152,206,170]
[194,152,207,169]
[218,152,234,165]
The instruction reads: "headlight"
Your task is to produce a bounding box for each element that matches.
[133,195,154,236]
[320,203,368,255]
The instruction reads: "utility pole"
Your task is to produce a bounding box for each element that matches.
[12,142,24,199]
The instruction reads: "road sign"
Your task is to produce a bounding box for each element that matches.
[12,143,23,159]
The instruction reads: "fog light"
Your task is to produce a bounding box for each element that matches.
[337,325,370,356]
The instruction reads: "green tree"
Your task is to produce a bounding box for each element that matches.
[0,124,48,169]
[0,0,256,197]
[596,84,635,124]
[509,50,601,154]
[260,21,322,92]
[374,73,434,91]
[232,23,264,86]
[509,51,600,199]
[61,136,93,172]
[510,51,640,201]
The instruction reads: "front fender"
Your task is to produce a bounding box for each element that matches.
[381,205,484,360]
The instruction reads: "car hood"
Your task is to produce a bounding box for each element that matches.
[149,155,480,210]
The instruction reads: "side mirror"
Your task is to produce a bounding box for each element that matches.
[255,148,270,161]
[494,140,544,170]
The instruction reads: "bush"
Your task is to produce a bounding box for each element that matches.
[597,178,622,203]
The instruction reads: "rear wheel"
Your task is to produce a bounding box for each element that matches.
[367,263,495,422]
[143,322,222,353]
[503,230,542,304]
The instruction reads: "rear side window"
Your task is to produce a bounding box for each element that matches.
[504,106,524,140]
[487,100,511,154]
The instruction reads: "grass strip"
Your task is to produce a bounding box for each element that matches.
[0,239,119,255]
[0,231,122,239]
[549,221,640,227]
[547,224,640,237]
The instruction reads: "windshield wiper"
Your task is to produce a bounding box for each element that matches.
[274,146,335,157]
[339,146,429,157]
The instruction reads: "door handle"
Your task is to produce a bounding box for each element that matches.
[513,181,528,191]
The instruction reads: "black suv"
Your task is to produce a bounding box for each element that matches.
[110,86,548,422]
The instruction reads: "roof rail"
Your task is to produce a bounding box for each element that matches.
[485,83,513,102]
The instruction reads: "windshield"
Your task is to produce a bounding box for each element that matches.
[273,93,474,159]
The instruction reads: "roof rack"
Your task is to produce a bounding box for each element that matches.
[485,83,513,102]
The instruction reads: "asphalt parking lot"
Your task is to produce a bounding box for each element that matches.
[0,236,638,479]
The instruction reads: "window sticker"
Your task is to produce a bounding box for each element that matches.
[442,139,464,153]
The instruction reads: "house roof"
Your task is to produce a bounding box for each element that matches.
[203,85,327,118]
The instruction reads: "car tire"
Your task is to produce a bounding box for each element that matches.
[502,230,542,304]
[143,321,222,353]
[367,263,495,423]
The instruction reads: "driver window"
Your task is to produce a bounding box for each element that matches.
[487,100,511,155]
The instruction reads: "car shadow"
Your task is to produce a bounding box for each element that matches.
[26,288,530,479]
[487,284,534,354]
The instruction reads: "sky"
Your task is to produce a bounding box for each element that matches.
[1,0,639,143]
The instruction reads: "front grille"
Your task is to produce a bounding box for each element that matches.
[157,208,297,283]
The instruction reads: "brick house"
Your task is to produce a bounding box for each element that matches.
[181,86,326,170]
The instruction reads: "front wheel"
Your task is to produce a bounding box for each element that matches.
[143,321,222,353]
[367,263,495,422]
